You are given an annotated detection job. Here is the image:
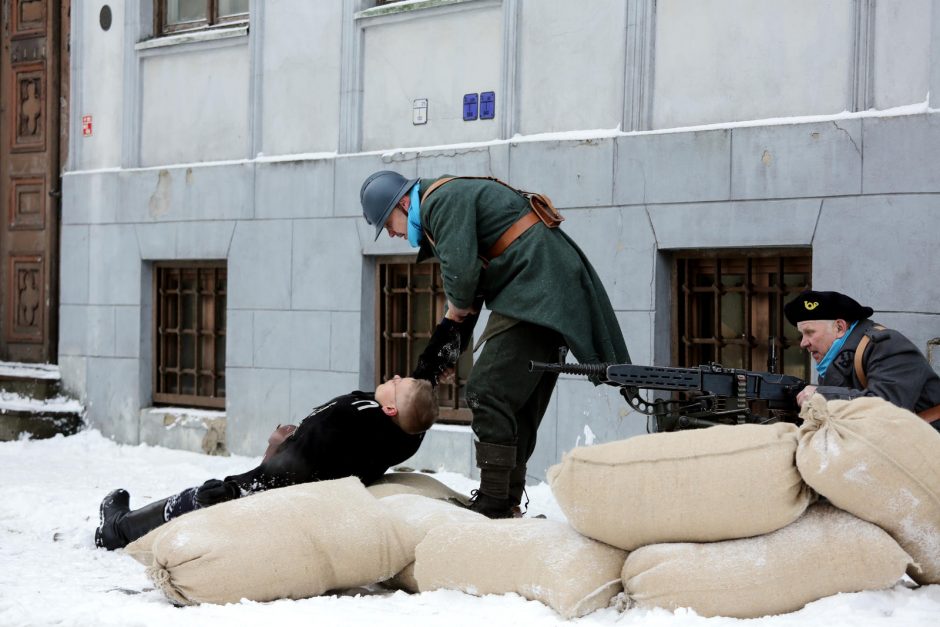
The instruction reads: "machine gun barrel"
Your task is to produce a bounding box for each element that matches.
[529,360,805,409]
[527,360,608,379]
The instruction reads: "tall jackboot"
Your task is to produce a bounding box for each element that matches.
[469,441,517,519]
[95,489,169,551]
[508,464,528,516]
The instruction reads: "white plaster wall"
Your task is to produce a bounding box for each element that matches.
[652,0,855,128]
[139,44,250,166]
[261,1,343,155]
[516,0,626,135]
[76,0,125,169]
[361,6,501,151]
[872,0,932,108]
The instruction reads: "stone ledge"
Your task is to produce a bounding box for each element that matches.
[139,407,228,456]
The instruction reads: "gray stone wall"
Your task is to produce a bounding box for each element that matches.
[61,0,940,481]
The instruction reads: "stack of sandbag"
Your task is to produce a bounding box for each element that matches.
[125,477,410,605]
[548,422,814,550]
[621,502,911,618]
[366,471,470,506]
[796,394,940,584]
[413,518,627,619]
[378,493,485,592]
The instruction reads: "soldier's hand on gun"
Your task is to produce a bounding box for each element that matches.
[796,385,817,407]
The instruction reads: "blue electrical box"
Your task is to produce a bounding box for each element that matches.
[463,93,479,121]
[480,91,495,119]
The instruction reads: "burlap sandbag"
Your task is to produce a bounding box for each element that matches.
[378,493,485,592]
[367,472,470,506]
[622,503,910,618]
[135,477,410,605]
[126,472,470,567]
[414,518,627,619]
[797,394,940,584]
[548,422,813,550]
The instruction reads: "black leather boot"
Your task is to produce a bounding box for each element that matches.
[95,489,169,551]
[469,441,517,519]
[508,464,528,517]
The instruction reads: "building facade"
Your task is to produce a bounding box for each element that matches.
[61,0,940,480]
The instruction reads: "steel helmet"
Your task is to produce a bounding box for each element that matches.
[360,170,418,240]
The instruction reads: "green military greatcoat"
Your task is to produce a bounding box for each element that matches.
[417,177,629,366]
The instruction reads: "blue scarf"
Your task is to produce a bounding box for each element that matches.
[407,182,423,248]
[815,321,858,378]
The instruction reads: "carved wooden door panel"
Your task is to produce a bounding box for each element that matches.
[0,0,67,363]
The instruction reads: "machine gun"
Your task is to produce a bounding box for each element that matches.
[528,353,806,432]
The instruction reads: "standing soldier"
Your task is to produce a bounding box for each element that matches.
[785,290,940,433]
[361,171,629,518]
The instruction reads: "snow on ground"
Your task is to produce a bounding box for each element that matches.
[0,431,938,627]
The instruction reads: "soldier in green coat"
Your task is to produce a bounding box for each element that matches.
[361,171,629,518]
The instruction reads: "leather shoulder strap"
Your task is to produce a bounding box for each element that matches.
[420,177,459,203]
[420,175,516,203]
[854,324,886,388]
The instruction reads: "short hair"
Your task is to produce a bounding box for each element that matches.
[396,378,439,434]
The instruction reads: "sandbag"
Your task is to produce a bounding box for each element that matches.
[133,477,410,605]
[796,394,940,584]
[548,422,814,550]
[367,472,470,506]
[622,503,910,618]
[378,493,485,592]
[414,518,627,619]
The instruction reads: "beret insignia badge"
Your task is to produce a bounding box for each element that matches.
[804,301,819,310]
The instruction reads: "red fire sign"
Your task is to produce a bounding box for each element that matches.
[82,115,93,137]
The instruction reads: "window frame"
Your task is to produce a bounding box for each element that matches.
[375,255,473,425]
[156,0,249,36]
[152,261,227,410]
[672,249,812,380]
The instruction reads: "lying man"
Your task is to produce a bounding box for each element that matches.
[95,375,438,550]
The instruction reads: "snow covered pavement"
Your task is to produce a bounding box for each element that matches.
[0,430,938,626]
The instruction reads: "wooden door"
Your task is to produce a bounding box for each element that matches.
[0,0,68,363]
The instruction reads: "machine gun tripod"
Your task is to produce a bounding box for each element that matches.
[529,351,806,432]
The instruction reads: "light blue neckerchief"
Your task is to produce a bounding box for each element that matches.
[815,320,859,378]
[407,181,422,248]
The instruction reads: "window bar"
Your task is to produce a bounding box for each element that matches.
[175,269,182,394]
[406,264,414,376]
[713,259,722,364]
[681,259,691,366]
[744,258,753,370]
[383,265,392,382]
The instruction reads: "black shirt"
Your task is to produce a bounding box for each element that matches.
[259,391,424,486]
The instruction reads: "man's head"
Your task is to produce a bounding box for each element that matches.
[374,375,439,434]
[784,290,874,363]
[360,171,417,240]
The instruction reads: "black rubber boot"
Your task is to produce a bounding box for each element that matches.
[469,441,517,519]
[95,489,169,551]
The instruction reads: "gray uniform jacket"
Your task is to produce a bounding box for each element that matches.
[816,319,940,417]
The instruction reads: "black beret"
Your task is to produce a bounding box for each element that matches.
[784,290,874,326]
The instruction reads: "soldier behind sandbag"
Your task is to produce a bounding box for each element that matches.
[784,290,940,433]
[361,171,629,519]
[95,376,438,551]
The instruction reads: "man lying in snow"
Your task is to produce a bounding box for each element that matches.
[95,376,438,550]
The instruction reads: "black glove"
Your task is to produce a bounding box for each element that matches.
[412,313,479,385]
[194,478,241,508]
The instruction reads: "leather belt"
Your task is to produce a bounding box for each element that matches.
[919,403,940,424]
[485,210,540,262]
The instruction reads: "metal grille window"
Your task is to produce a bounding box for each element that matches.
[154,263,226,409]
[377,258,473,424]
[158,0,249,35]
[674,251,812,380]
